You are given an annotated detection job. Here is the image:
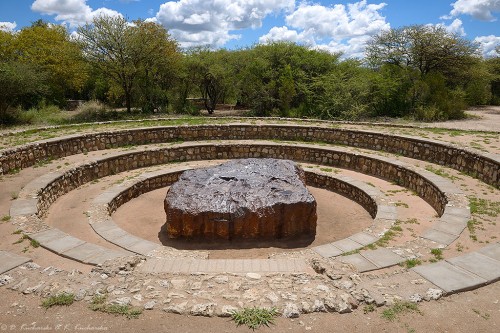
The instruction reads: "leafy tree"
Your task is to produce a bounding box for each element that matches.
[14,22,89,105]
[77,16,178,112]
[0,62,47,123]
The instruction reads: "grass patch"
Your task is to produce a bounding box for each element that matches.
[394,201,409,208]
[381,301,422,321]
[30,239,40,248]
[467,219,483,241]
[403,258,422,269]
[231,307,279,330]
[341,249,361,256]
[425,165,460,181]
[319,167,333,172]
[363,304,375,314]
[89,295,142,319]
[430,248,444,262]
[42,293,75,309]
[469,197,500,217]
[1,215,11,222]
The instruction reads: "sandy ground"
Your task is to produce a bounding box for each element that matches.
[0,281,498,333]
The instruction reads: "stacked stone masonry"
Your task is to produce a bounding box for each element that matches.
[0,124,497,187]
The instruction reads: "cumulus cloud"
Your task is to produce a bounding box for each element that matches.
[31,0,122,27]
[259,0,389,58]
[432,18,466,36]
[446,0,500,21]
[154,0,294,48]
[0,21,17,32]
[475,35,500,57]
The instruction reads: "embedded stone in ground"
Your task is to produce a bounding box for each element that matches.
[164,158,317,240]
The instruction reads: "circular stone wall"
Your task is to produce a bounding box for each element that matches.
[164,158,318,240]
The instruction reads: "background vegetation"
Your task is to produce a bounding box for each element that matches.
[1,16,499,126]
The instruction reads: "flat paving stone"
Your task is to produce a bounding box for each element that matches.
[0,251,31,274]
[413,261,487,293]
[446,252,500,281]
[61,242,108,264]
[137,259,308,273]
[30,228,66,244]
[444,206,470,218]
[360,248,404,268]
[421,228,459,245]
[477,242,500,261]
[86,250,130,266]
[340,254,378,272]
[43,235,86,253]
[439,213,469,225]
[10,199,38,216]
[432,221,466,236]
[330,238,363,253]
[348,232,378,246]
[127,241,160,255]
[312,243,343,258]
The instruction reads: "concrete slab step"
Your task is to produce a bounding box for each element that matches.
[0,251,31,274]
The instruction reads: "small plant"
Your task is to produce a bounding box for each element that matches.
[403,259,422,269]
[231,307,279,330]
[42,293,75,309]
[12,229,22,235]
[10,192,18,200]
[30,239,40,248]
[381,301,421,321]
[456,242,464,252]
[319,167,333,172]
[430,248,444,262]
[1,215,11,222]
[13,234,29,244]
[394,201,409,208]
[469,197,500,217]
[89,294,142,319]
[363,304,375,314]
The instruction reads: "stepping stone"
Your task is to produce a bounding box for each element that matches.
[446,252,500,281]
[348,232,378,246]
[421,228,458,245]
[44,235,86,254]
[340,253,377,272]
[330,238,363,253]
[0,251,31,274]
[477,242,500,261]
[376,205,397,220]
[86,250,130,266]
[10,199,38,216]
[312,243,343,258]
[30,228,67,244]
[413,261,486,293]
[432,221,466,236]
[360,248,404,268]
[61,242,108,264]
[126,240,160,256]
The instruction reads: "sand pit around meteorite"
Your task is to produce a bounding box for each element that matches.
[164,159,317,241]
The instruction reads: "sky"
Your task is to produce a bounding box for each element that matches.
[0,0,499,58]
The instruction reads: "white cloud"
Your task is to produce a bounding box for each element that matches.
[154,0,294,48]
[31,0,122,28]
[259,0,389,58]
[448,0,500,21]
[433,18,466,36]
[0,21,17,32]
[474,35,500,57]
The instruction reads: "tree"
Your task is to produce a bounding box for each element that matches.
[366,25,478,78]
[77,16,178,112]
[14,22,88,105]
[366,25,480,119]
[0,62,46,123]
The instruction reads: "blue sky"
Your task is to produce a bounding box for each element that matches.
[1,0,499,57]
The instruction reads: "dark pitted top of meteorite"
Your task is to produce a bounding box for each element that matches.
[165,158,315,215]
